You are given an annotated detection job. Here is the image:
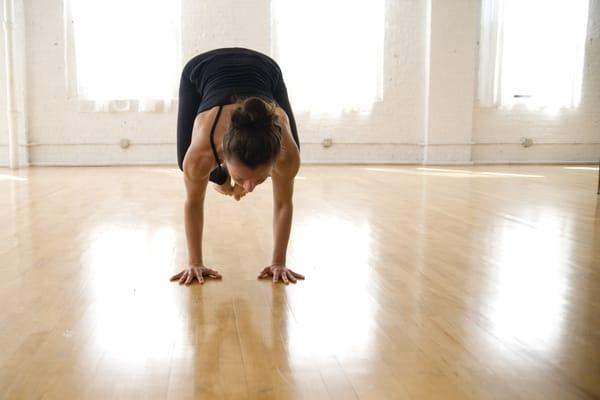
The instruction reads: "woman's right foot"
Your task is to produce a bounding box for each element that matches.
[213,182,233,196]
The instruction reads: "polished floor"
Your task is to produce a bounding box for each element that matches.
[0,164,599,399]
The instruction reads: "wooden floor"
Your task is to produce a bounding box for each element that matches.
[0,164,599,399]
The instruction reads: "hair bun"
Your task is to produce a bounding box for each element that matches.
[231,97,273,130]
[223,97,283,168]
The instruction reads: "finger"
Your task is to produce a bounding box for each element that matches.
[287,270,297,283]
[257,267,270,279]
[207,268,222,278]
[170,271,184,281]
[185,271,194,285]
[281,271,289,284]
[194,269,205,285]
[260,268,272,278]
[290,270,305,280]
[207,271,222,279]
[178,271,188,284]
[273,269,280,283]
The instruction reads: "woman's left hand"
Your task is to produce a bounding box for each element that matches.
[258,264,305,284]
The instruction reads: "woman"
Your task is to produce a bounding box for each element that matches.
[170,47,304,286]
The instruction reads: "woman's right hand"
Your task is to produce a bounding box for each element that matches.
[170,264,222,285]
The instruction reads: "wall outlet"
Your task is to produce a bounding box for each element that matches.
[521,137,533,148]
[120,138,131,149]
[322,138,333,148]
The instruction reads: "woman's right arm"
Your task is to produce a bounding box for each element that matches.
[183,154,210,265]
[170,152,222,285]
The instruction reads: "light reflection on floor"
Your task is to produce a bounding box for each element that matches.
[563,166,598,171]
[364,167,545,178]
[486,211,569,355]
[0,174,28,181]
[286,214,376,363]
[83,224,184,367]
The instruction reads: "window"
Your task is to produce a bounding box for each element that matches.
[478,0,589,110]
[271,0,384,116]
[65,0,181,111]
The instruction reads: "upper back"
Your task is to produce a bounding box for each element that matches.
[183,104,299,182]
[185,48,282,115]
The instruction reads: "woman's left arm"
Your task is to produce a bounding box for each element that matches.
[257,132,304,283]
[271,163,298,266]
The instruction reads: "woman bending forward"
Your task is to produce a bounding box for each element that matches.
[170,47,304,285]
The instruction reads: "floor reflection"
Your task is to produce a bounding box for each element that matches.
[82,224,182,368]
[486,210,570,355]
[286,214,376,363]
[0,174,28,181]
[563,166,598,171]
[364,167,545,178]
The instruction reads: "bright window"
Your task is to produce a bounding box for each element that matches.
[271,0,385,116]
[66,0,180,108]
[478,0,589,110]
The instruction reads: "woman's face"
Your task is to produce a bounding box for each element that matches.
[225,158,273,193]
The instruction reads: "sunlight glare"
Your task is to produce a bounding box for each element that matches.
[286,214,376,363]
[83,224,184,367]
[0,174,27,181]
[499,0,589,110]
[487,212,569,354]
[271,0,384,116]
[564,166,598,171]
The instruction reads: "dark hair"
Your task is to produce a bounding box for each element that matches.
[223,97,282,168]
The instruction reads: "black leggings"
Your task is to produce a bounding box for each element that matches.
[176,65,201,171]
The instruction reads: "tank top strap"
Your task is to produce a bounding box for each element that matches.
[210,105,223,166]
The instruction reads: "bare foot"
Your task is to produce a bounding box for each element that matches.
[232,184,247,201]
[213,181,233,196]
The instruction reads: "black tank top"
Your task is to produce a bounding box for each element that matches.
[181,47,299,147]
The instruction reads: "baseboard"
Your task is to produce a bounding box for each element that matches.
[472,143,600,163]
[0,145,29,168]
[0,142,597,166]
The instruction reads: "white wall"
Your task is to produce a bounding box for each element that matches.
[0,4,9,166]
[0,0,599,167]
[425,0,479,164]
[1,0,28,168]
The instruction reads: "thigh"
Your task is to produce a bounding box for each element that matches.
[176,70,202,171]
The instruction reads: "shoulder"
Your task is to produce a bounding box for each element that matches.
[273,108,300,179]
[183,108,222,180]
[188,105,232,154]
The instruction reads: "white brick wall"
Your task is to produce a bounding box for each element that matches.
[0,4,9,166]
[0,0,599,167]
[425,0,479,163]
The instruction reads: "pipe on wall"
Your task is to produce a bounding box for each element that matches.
[2,0,24,169]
